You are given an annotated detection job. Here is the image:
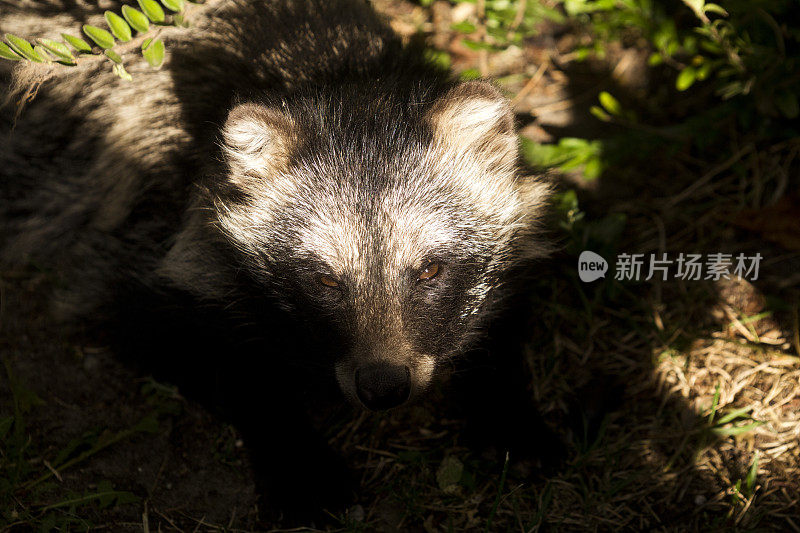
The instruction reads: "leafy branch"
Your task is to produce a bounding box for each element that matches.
[0,0,200,80]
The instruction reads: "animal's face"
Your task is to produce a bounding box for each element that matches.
[214,81,550,409]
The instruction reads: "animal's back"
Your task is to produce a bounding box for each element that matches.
[0,0,417,315]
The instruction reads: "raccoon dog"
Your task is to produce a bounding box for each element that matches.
[1,0,554,519]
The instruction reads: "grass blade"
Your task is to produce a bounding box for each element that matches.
[711,421,764,436]
[485,452,510,533]
[715,405,754,426]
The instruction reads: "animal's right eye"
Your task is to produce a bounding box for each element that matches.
[318,274,339,288]
[417,261,441,282]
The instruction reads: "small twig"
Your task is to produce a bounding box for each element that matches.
[681,0,745,72]
[149,452,169,496]
[42,460,62,482]
[142,500,150,533]
[154,507,185,532]
[511,59,548,107]
[227,506,237,530]
[507,0,527,39]
[353,445,400,459]
[723,305,759,343]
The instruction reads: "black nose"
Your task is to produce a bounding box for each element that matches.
[355,364,411,410]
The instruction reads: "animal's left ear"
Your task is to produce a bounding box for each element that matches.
[427,81,517,167]
[221,102,295,180]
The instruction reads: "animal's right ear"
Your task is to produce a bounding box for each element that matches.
[427,81,516,169]
[222,103,294,177]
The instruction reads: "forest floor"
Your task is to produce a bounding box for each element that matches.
[2,1,799,531]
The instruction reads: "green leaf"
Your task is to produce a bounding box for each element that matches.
[521,139,565,168]
[648,52,663,66]
[83,25,115,49]
[703,3,728,16]
[708,384,721,423]
[138,0,166,23]
[675,66,696,91]
[582,157,603,180]
[33,45,53,62]
[436,456,463,492]
[459,68,481,80]
[61,33,92,52]
[598,91,622,116]
[715,406,753,425]
[554,189,579,217]
[451,21,476,33]
[160,0,185,12]
[122,6,151,33]
[37,38,74,61]
[0,42,22,61]
[4,34,44,62]
[590,105,611,122]
[423,48,450,69]
[699,40,723,55]
[142,38,165,67]
[695,62,713,81]
[105,11,132,42]
[461,39,498,51]
[104,49,123,64]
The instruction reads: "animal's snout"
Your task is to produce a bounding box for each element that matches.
[355,363,411,410]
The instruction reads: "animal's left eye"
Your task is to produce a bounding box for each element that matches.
[417,261,441,281]
[319,274,340,288]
